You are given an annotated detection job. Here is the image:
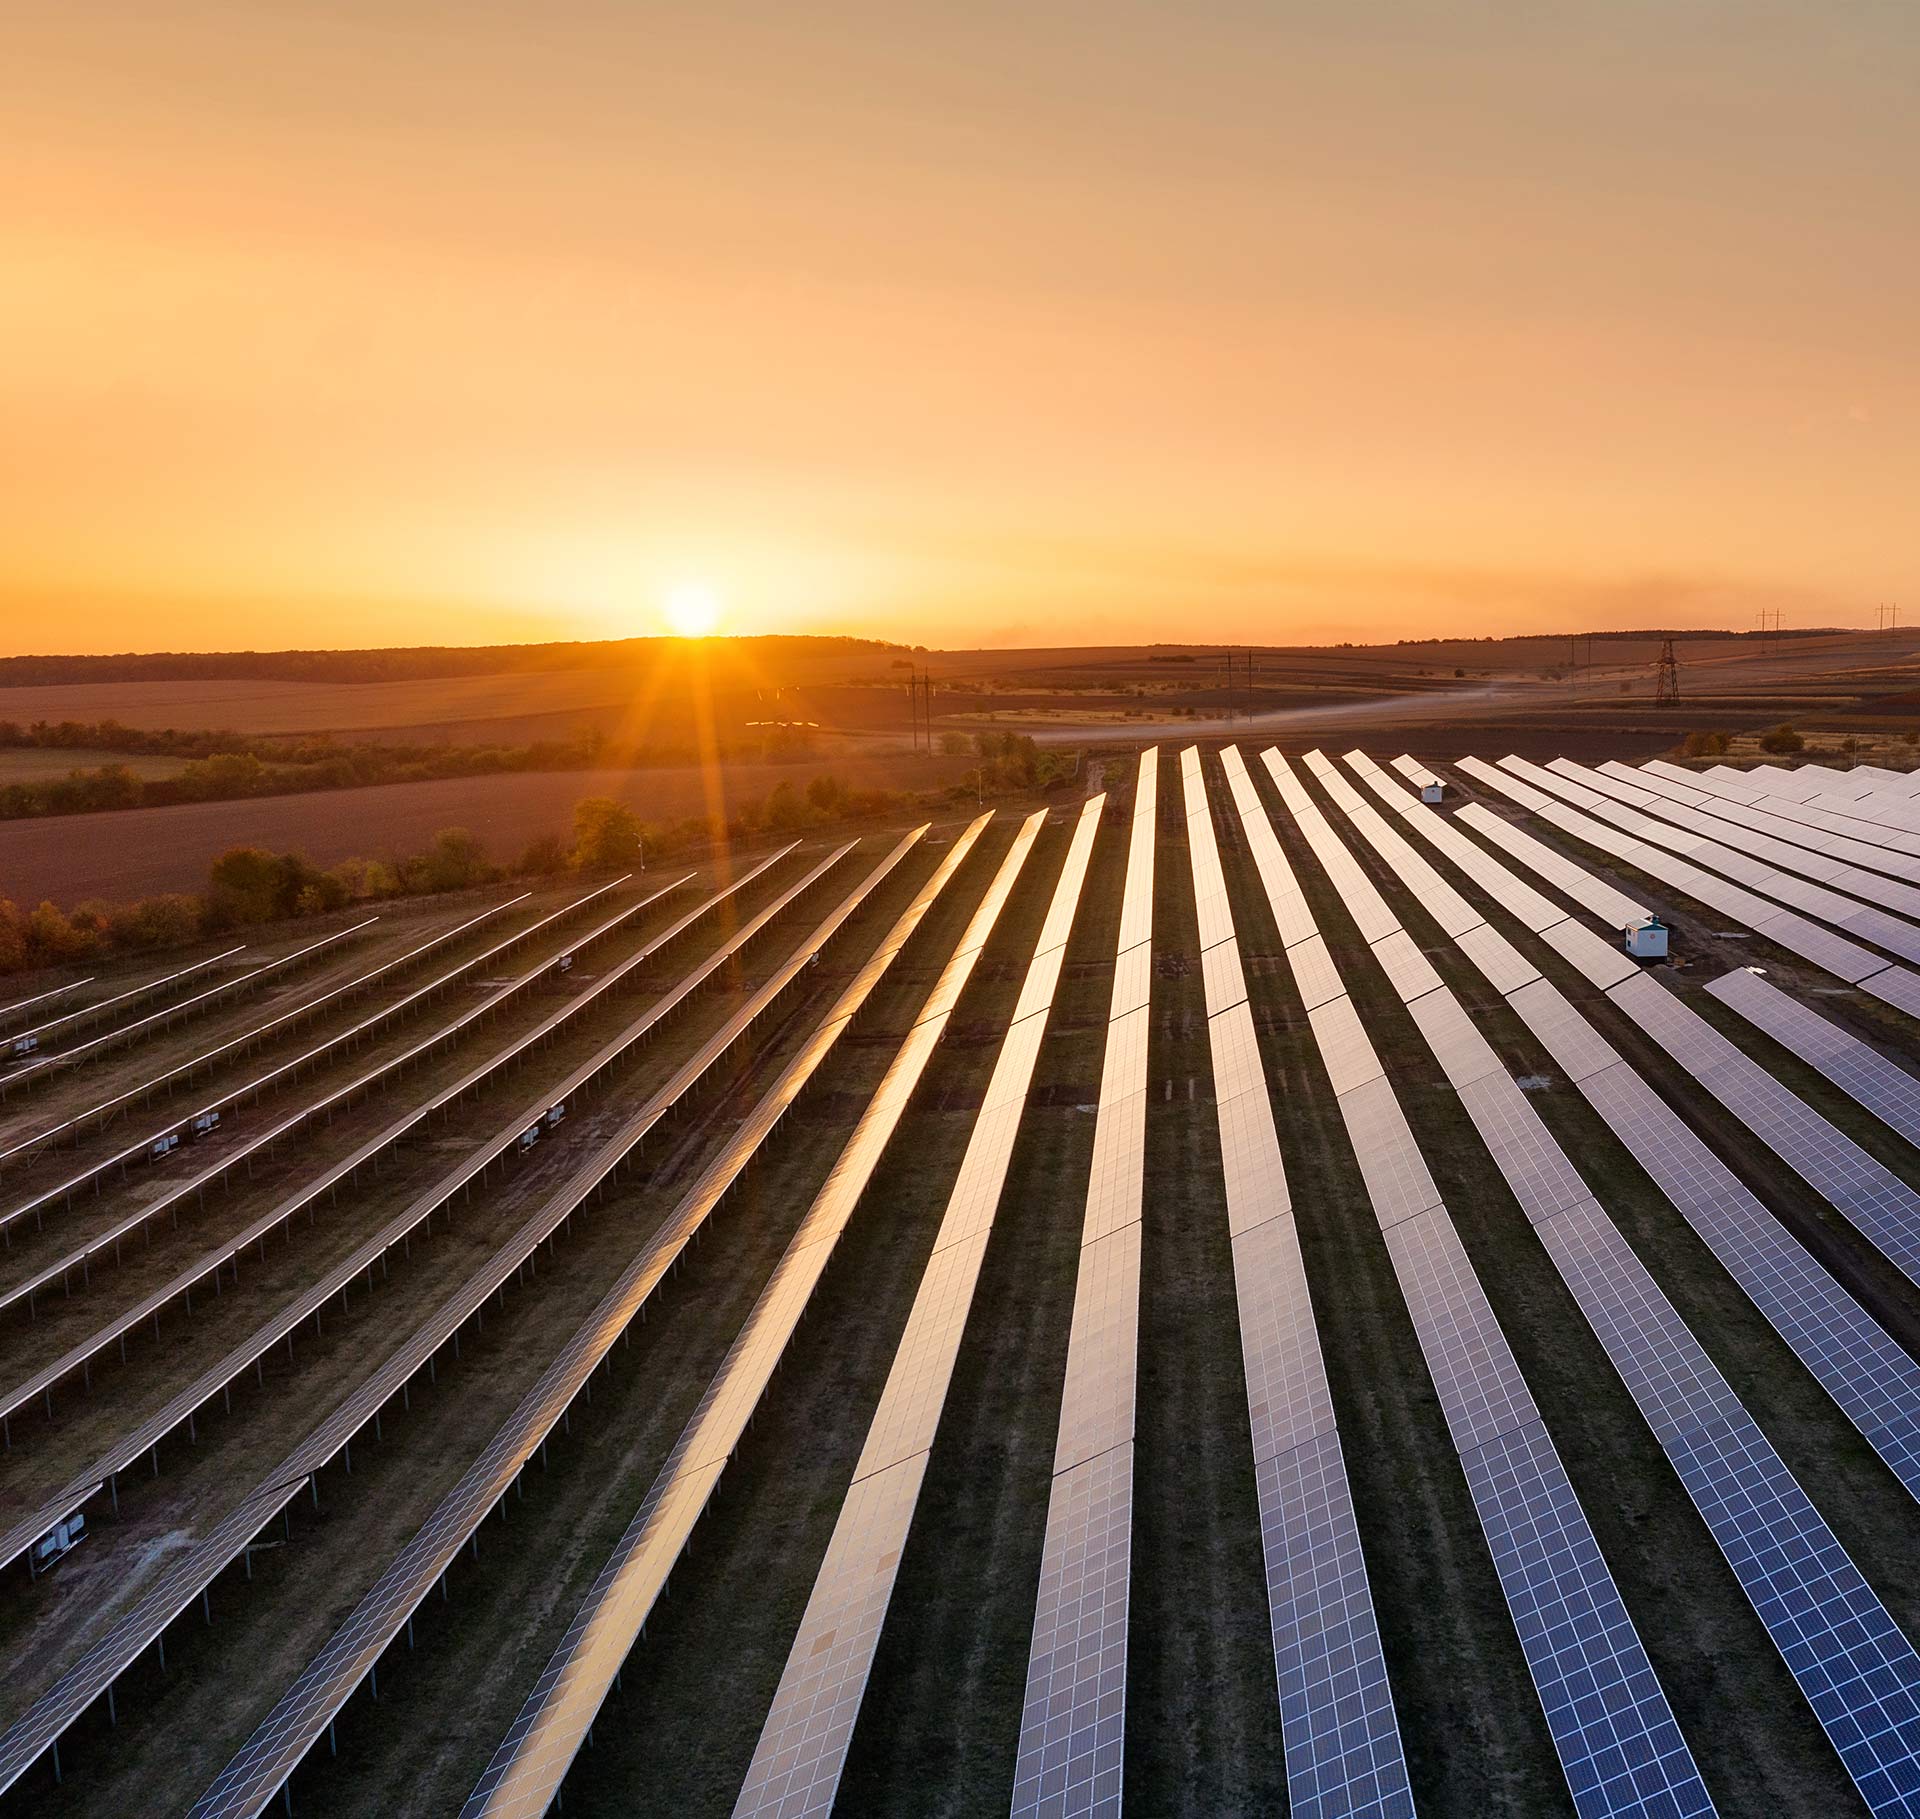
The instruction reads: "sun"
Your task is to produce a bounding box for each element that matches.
[663,581,723,639]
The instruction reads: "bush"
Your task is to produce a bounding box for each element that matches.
[940,732,972,755]
[1760,724,1805,755]
[571,797,643,871]
[518,833,569,875]
[1681,730,1729,758]
[403,828,492,894]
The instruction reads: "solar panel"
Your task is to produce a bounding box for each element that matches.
[0,841,818,1571]
[1605,971,1920,1292]
[0,872,688,1288]
[1340,757,1920,1514]
[1226,748,1711,1818]
[1617,764,1920,899]
[1514,756,1920,971]
[116,823,967,1819]
[1169,752,1416,1819]
[1005,751,1159,1819]
[1460,758,1920,993]
[720,801,1105,1819]
[1313,754,1920,1813]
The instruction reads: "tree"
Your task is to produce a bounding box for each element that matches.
[410,828,490,893]
[805,773,847,815]
[571,796,643,870]
[27,899,92,960]
[765,781,809,831]
[208,846,295,924]
[1760,724,1805,755]
[518,833,569,875]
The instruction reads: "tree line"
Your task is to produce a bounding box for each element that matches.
[0,738,1067,976]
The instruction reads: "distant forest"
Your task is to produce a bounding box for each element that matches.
[0,633,899,688]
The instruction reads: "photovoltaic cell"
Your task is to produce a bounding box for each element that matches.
[1179,748,1415,1818]
[1009,749,1159,1819]
[730,802,1106,1819]
[1706,971,1920,1152]
[189,821,993,1819]
[1320,751,1920,1817]
[1227,747,1712,1819]
[1343,754,1920,1513]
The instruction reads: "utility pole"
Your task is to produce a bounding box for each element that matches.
[1655,637,1681,707]
[1877,603,1901,632]
[1756,608,1781,654]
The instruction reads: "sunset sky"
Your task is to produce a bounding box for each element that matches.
[3,2,1914,654]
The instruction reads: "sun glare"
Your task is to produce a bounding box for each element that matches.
[664,581,722,639]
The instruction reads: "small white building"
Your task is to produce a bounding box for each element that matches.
[1420,781,1445,805]
[1625,915,1669,960]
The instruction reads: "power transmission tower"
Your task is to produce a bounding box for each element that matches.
[1756,608,1781,653]
[1655,638,1681,707]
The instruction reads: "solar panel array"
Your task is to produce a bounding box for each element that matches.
[4,944,247,1051]
[435,814,1028,1819]
[1307,750,1920,1814]
[1576,759,1920,918]
[0,858,773,1472]
[1344,751,1920,1513]
[184,818,990,1819]
[1704,967,1920,1150]
[1177,747,1413,1819]
[0,828,928,1799]
[1446,758,1920,1300]
[731,796,1105,1819]
[0,976,95,1034]
[1670,762,1920,859]
[1525,755,1920,965]
[1008,750,1157,1819]
[1230,747,1714,1819]
[0,919,375,1094]
[0,875,623,1192]
[1613,762,1920,898]
[1456,755,1920,1019]
[0,873,673,1294]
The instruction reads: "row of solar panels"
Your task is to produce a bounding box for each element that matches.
[1008,753,1156,1819]
[1183,748,1415,1819]
[0,839,828,1598]
[0,873,624,1205]
[1247,749,1715,1819]
[0,920,375,1097]
[1319,752,1920,1814]
[194,820,989,1819]
[0,860,791,1475]
[0,874,669,1316]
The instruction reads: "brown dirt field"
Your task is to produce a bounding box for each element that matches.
[0,756,977,904]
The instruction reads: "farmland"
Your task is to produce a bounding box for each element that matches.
[0,755,978,904]
[10,625,1920,913]
[0,730,1918,1819]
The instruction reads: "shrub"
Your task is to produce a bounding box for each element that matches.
[517,833,569,875]
[1681,730,1729,758]
[27,899,93,960]
[571,796,643,871]
[1759,724,1805,755]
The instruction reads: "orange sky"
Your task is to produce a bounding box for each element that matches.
[2,2,1914,654]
